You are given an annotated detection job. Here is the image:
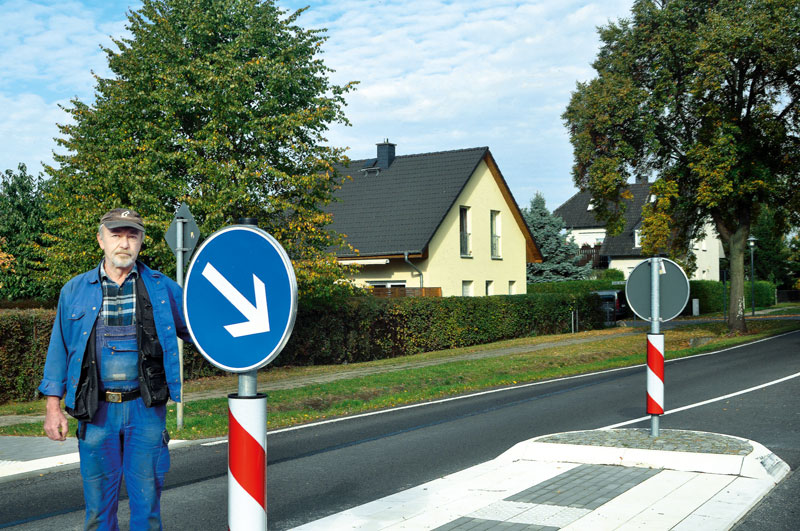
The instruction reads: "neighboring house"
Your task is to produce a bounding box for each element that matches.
[554,182,724,280]
[326,141,542,296]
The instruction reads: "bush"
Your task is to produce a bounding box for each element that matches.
[527,279,621,295]
[686,281,723,314]
[279,293,605,366]
[0,294,605,403]
[591,269,625,281]
[685,280,775,315]
[0,309,54,402]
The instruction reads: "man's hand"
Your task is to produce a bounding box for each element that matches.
[43,396,69,441]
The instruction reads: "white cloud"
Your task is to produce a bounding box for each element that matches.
[0,0,136,174]
[1,0,635,210]
[291,0,635,207]
[0,92,69,174]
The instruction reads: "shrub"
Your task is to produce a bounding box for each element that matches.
[279,293,605,366]
[0,293,605,403]
[591,269,625,281]
[685,280,775,315]
[0,309,54,402]
[527,279,621,295]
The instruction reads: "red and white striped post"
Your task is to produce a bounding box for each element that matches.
[646,334,665,415]
[649,257,662,437]
[228,393,267,530]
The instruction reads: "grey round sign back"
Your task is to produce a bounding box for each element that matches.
[625,258,690,322]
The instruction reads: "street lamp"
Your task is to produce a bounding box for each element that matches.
[748,235,758,316]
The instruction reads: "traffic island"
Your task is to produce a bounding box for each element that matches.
[293,428,789,530]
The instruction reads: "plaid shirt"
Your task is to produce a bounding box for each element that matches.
[100,262,138,326]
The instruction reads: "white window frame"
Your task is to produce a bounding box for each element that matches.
[462,280,473,297]
[490,210,501,259]
[460,206,472,257]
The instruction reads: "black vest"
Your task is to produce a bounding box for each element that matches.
[67,276,169,421]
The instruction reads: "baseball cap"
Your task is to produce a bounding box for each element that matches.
[100,208,145,232]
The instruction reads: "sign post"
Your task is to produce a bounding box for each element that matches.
[165,203,201,430]
[625,258,689,437]
[183,222,297,531]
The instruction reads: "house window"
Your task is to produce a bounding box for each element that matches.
[508,280,516,295]
[368,281,406,288]
[634,230,642,248]
[485,280,494,296]
[460,206,471,257]
[462,280,473,297]
[490,210,501,259]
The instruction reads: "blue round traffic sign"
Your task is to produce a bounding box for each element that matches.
[183,225,297,372]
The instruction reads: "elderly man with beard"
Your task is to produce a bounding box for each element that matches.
[39,208,191,530]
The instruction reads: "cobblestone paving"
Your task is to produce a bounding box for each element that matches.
[434,464,660,530]
[537,428,753,455]
[506,464,660,509]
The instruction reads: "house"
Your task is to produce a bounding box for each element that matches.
[326,141,542,296]
[554,182,724,280]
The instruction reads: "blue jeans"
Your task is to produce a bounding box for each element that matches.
[78,399,170,530]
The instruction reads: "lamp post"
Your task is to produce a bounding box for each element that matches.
[748,235,757,316]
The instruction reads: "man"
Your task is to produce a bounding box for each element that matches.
[40,208,191,530]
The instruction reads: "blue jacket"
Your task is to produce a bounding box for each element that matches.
[39,261,191,409]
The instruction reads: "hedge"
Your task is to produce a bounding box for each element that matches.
[685,280,776,314]
[527,279,623,295]
[528,278,776,316]
[0,293,604,403]
[279,293,604,366]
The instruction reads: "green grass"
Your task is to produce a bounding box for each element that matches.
[2,319,798,439]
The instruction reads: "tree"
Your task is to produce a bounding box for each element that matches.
[0,164,48,300]
[563,0,800,332]
[0,239,13,291]
[42,0,356,299]
[750,207,792,288]
[522,192,592,282]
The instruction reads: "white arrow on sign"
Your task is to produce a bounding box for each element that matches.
[201,263,270,338]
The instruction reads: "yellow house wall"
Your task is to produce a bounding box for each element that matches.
[348,160,528,296]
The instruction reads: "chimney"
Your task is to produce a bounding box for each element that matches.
[635,174,648,184]
[376,139,396,169]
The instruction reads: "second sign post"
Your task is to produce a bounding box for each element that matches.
[183,221,298,531]
[625,258,690,437]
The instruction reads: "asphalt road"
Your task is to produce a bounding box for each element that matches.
[1,329,798,530]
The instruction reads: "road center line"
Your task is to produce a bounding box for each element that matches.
[263,329,800,436]
[601,370,800,429]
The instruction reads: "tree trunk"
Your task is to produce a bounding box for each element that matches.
[727,225,748,333]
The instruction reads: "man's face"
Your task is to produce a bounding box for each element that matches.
[97,226,143,269]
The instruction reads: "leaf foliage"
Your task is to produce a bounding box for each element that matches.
[42,0,357,298]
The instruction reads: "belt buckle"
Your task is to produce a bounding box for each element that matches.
[106,391,122,403]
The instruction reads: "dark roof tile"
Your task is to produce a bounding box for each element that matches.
[554,183,653,258]
[326,147,489,257]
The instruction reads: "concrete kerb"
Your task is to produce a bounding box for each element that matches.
[502,429,790,484]
[291,428,790,530]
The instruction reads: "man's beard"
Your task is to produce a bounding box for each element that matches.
[110,253,136,268]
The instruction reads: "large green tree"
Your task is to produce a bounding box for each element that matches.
[0,164,48,300]
[563,0,800,332]
[523,192,592,282]
[43,0,355,299]
[750,207,793,288]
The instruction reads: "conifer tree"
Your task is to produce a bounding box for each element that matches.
[523,192,591,282]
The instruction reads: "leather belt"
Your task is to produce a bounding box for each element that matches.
[101,389,141,403]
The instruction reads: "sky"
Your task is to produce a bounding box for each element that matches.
[0,0,635,211]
